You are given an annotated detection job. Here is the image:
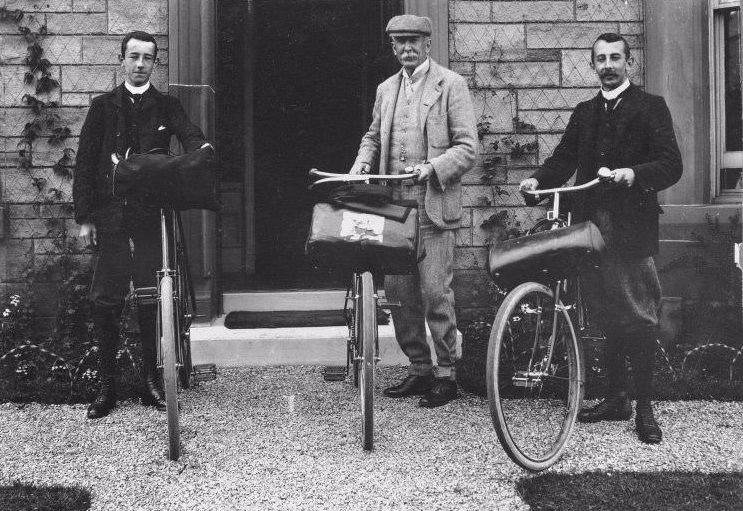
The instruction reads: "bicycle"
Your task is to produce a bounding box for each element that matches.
[486,169,611,471]
[133,208,196,461]
[307,168,418,451]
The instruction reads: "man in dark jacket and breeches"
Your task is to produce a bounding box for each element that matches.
[74,31,209,420]
[520,33,682,444]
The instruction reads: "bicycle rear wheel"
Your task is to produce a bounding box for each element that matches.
[175,214,194,389]
[487,282,583,471]
[160,275,180,461]
[358,271,376,451]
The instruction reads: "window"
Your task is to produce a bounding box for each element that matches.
[710,0,742,200]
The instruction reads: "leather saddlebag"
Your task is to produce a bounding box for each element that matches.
[305,201,419,275]
[111,146,219,211]
[488,221,605,288]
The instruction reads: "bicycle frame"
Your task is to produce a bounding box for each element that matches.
[517,173,609,388]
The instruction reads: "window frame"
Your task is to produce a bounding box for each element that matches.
[709,0,743,202]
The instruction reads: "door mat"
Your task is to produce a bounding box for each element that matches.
[224,310,390,329]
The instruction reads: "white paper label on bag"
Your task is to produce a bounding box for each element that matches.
[340,211,384,242]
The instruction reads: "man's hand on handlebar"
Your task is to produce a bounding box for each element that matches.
[598,166,635,187]
[405,163,434,183]
[519,178,539,193]
[78,222,97,248]
[350,161,371,175]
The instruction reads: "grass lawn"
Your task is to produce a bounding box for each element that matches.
[0,481,90,511]
[518,471,743,511]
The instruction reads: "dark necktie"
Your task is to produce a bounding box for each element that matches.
[605,97,619,112]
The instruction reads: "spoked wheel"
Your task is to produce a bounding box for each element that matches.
[176,245,195,389]
[357,271,377,451]
[159,275,180,461]
[487,282,583,471]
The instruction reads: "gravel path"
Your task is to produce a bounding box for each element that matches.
[1,366,742,510]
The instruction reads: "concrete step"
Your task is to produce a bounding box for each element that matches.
[190,315,461,368]
[222,289,352,314]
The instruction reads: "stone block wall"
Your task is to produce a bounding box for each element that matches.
[448,0,644,320]
[0,0,168,320]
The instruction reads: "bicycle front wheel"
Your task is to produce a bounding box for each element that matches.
[358,271,377,451]
[160,275,180,461]
[487,282,583,471]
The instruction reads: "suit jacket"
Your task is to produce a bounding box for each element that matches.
[532,84,682,257]
[354,60,478,230]
[73,83,207,232]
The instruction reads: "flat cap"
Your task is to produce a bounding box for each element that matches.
[385,14,432,37]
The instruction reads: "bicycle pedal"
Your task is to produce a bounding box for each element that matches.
[580,328,606,342]
[192,363,217,382]
[133,286,158,305]
[377,300,401,309]
[323,366,347,381]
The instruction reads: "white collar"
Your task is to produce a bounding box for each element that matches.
[124,81,151,95]
[402,58,430,82]
[600,78,630,101]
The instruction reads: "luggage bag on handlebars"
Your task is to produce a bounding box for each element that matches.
[110,146,219,211]
[305,184,420,275]
[488,220,606,288]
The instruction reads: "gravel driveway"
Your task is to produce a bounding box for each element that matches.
[1,365,742,510]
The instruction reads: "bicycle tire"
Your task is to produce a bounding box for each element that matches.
[176,265,194,389]
[347,283,360,389]
[358,271,376,451]
[487,281,583,471]
[176,215,195,389]
[160,275,180,461]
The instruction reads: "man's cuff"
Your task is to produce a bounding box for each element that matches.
[632,166,655,193]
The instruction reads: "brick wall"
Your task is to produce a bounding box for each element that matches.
[0,0,168,320]
[449,0,644,320]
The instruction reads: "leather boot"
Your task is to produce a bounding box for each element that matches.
[383,375,433,398]
[635,400,662,443]
[629,330,662,443]
[87,305,120,420]
[577,391,632,422]
[139,305,166,411]
[141,373,167,411]
[87,376,117,419]
[579,335,632,423]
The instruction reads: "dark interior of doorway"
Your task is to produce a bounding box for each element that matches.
[248,0,402,289]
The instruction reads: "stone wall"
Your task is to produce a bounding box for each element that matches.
[0,0,168,321]
[0,0,647,324]
[448,0,644,320]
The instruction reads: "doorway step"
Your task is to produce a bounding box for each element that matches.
[190,290,461,367]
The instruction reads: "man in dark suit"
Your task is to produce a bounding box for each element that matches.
[520,33,682,443]
[74,31,209,419]
[350,15,477,407]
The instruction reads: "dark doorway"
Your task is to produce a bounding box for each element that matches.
[250,0,402,289]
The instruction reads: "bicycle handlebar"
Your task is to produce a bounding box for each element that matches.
[522,167,613,196]
[309,168,417,188]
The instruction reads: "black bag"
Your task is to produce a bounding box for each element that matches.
[488,221,605,288]
[305,185,419,275]
[110,146,219,211]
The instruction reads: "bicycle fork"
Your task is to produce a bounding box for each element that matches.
[512,281,569,389]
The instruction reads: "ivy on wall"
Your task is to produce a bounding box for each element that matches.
[0,7,75,204]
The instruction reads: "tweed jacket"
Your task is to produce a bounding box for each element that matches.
[531,84,682,257]
[73,83,207,232]
[354,60,478,230]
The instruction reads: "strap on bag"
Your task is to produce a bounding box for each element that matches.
[325,184,417,222]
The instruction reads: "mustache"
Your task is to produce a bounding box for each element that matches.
[600,70,618,78]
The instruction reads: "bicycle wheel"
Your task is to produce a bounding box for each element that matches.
[358,271,376,451]
[175,214,194,389]
[159,274,180,461]
[487,282,583,471]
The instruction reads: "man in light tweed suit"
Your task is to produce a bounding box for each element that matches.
[351,15,477,407]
